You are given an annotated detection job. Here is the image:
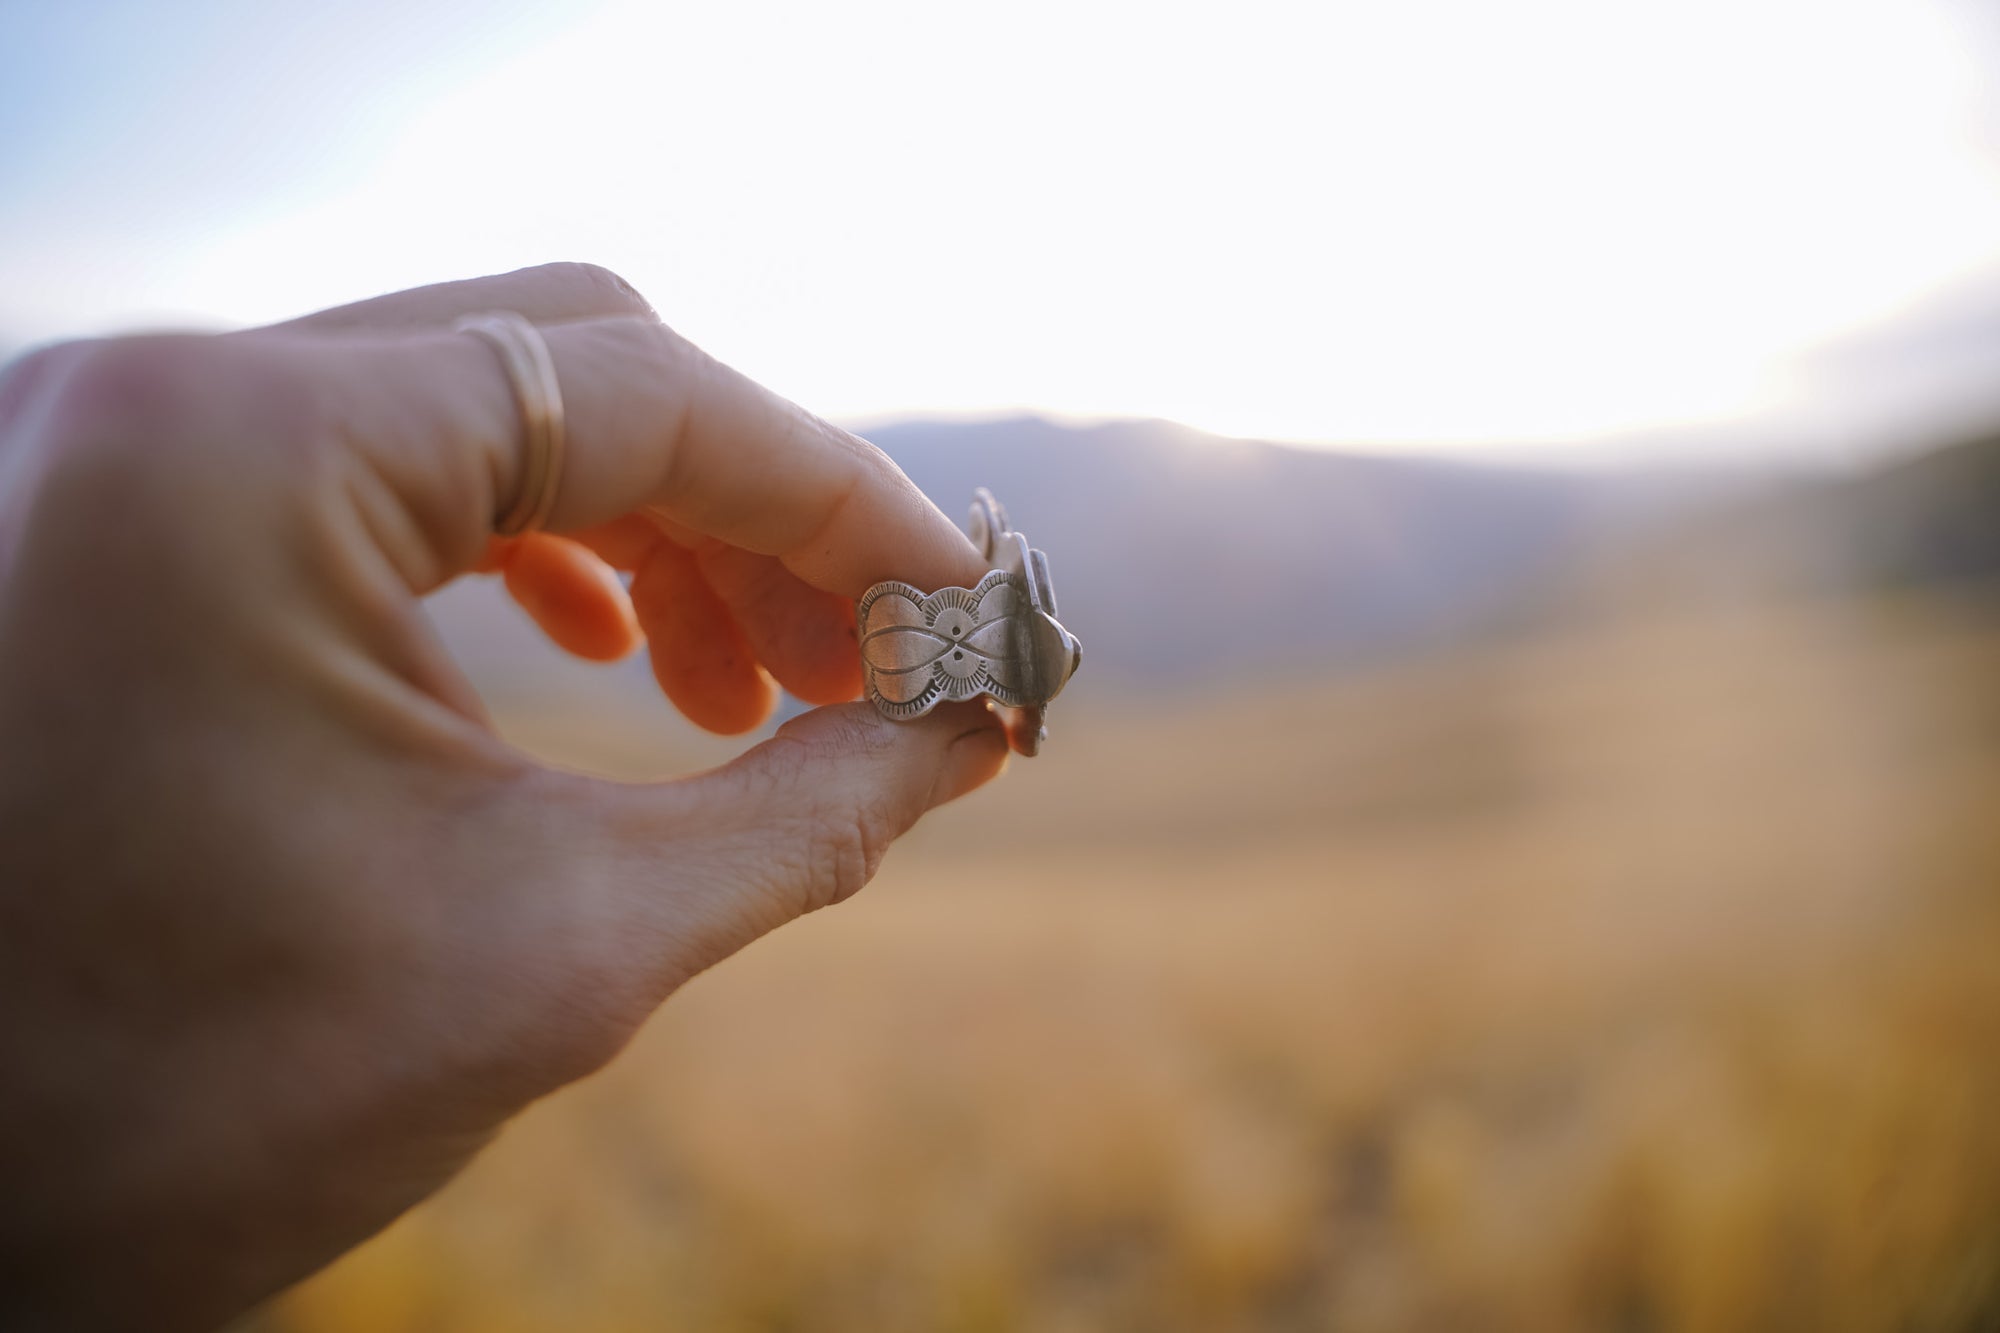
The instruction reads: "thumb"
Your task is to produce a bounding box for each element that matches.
[594,701,1009,992]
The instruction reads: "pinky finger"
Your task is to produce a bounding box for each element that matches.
[500,533,642,662]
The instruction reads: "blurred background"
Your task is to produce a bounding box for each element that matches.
[7,1,2000,1328]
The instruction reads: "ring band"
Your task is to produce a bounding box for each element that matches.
[455,311,566,536]
[859,489,1081,755]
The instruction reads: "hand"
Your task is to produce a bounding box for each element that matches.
[0,264,1010,1331]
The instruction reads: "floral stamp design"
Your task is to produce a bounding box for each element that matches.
[858,570,1029,719]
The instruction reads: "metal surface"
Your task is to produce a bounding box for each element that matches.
[454,311,567,536]
[859,489,1082,754]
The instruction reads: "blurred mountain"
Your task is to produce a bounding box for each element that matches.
[1819,428,2000,593]
[870,416,1740,685]
[1571,426,2000,615]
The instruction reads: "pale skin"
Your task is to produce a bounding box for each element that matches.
[0,264,1014,1331]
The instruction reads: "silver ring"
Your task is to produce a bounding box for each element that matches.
[455,311,566,536]
[860,570,1039,718]
[860,489,1081,752]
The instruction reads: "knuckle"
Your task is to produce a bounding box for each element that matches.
[635,313,698,373]
[757,717,904,914]
[24,335,334,560]
[0,341,80,410]
[39,334,315,466]
[0,343,85,467]
[41,336,213,452]
[552,260,655,318]
[600,314,698,398]
[798,796,896,913]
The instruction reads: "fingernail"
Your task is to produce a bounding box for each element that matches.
[930,723,1009,807]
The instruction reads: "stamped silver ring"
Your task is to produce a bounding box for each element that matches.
[859,489,1082,754]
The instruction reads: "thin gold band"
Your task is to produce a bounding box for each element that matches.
[454,311,567,536]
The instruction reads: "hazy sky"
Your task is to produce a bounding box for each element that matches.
[4,0,2000,458]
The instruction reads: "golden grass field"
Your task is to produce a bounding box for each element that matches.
[255,590,2000,1332]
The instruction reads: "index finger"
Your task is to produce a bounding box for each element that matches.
[325,314,986,599]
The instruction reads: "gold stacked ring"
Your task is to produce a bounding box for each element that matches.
[454,311,567,536]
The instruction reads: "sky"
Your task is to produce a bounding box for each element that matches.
[4,0,2000,461]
